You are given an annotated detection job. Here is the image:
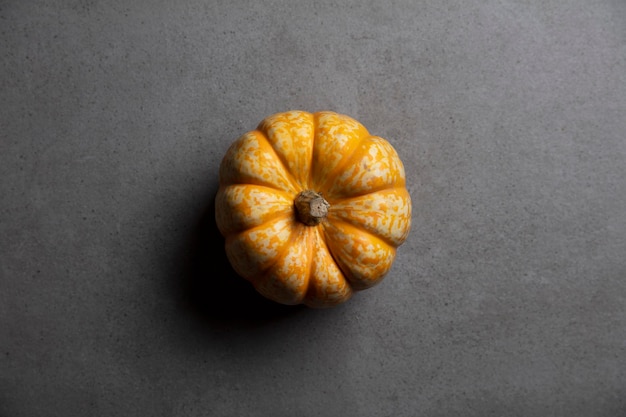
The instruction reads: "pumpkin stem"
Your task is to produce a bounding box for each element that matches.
[294,190,330,226]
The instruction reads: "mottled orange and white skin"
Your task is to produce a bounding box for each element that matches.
[215,110,412,308]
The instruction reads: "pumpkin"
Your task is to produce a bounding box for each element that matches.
[215,110,411,308]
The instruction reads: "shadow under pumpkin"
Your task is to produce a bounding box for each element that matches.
[180,186,305,328]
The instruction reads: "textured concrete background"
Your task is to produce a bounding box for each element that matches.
[1,0,625,416]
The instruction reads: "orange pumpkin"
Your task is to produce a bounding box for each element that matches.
[215,110,411,308]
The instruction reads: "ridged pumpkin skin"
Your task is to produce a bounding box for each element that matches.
[215,110,411,308]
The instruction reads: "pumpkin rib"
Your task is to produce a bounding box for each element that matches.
[322,218,396,290]
[255,129,303,193]
[323,217,396,256]
[316,135,368,196]
[311,112,370,193]
[298,226,317,305]
[324,183,405,204]
[220,182,295,201]
[303,229,320,303]
[215,184,295,236]
[248,183,294,201]
[224,215,297,282]
[316,222,343,284]
[328,184,407,202]
[327,187,412,247]
[257,111,315,190]
[326,183,408,204]
[304,225,315,288]
[324,135,406,200]
[314,224,341,274]
[253,225,312,305]
[308,115,317,190]
[315,141,370,195]
[219,131,298,194]
[253,218,302,279]
[222,177,296,195]
[326,212,398,249]
[303,227,353,307]
[227,209,294,237]
[218,182,293,205]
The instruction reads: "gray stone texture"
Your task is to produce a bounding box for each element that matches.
[1,0,625,416]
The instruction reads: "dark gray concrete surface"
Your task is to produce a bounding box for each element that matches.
[1,0,625,416]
